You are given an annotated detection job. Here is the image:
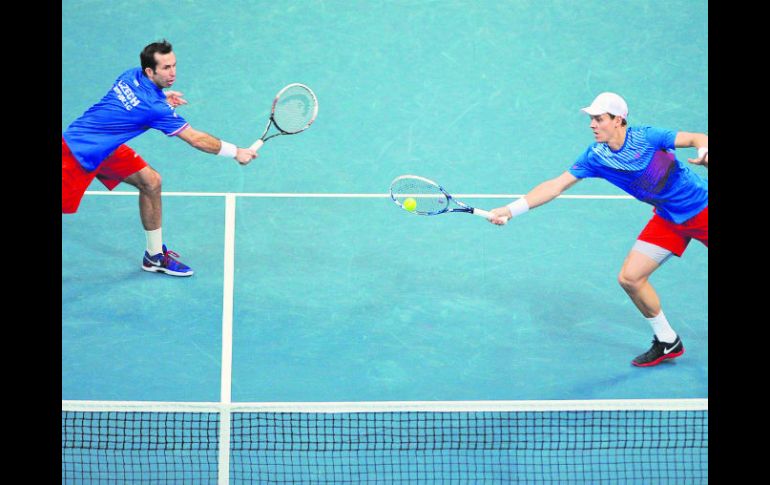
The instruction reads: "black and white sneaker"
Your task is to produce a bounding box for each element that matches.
[632,335,684,367]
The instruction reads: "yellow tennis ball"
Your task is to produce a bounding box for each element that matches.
[403,197,417,211]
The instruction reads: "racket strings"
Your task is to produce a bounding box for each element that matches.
[390,179,448,214]
[273,86,316,133]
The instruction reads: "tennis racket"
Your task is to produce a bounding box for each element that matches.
[250,83,318,153]
[389,174,503,222]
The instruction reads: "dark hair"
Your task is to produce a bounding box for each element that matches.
[608,113,628,127]
[140,40,173,72]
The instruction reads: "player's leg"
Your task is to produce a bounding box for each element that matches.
[99,145,193,277]
[621,212,691,367]
[123,166,162,232]
[618,247,666,319]
[620,245,684,367]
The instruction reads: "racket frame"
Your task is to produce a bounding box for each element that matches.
[250,83,318,151]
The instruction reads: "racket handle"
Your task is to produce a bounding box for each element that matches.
[249,139,264,152]
[472,208,507,224]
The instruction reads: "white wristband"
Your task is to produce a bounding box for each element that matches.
[697,147,708,159]
[506,197,530,218]
[217,141,238,158]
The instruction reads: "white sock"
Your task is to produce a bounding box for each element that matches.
[647,310,677,343]
[145,228,163,256]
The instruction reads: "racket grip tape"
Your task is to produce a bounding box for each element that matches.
[472,208,507,224]
[249,139,264,152]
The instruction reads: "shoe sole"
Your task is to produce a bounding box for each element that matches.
[631,348,684,367]
[142,264,194,277]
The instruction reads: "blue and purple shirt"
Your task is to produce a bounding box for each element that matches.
[569,126,708,224]
[63,67,189,171]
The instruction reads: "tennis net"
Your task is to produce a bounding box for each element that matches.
[62,399,707,484]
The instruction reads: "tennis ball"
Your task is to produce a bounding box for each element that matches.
[403,197,417,211]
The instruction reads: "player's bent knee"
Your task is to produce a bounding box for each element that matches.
[137,168,162,194]
[617,270,646,292]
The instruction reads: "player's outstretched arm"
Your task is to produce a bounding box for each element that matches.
[176,126,257,165]
[488,171,580,225]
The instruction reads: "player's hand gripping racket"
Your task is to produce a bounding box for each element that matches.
[250,83,318,153]
[389,174,504,223]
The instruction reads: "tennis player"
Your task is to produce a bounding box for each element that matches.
[62,40,257,277]
[488,92,708,367]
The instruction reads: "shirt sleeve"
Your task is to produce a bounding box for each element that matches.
[568,146,597,179]
[644,126,677,151]
[149,102,189,136]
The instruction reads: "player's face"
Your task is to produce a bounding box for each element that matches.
[588,113,623,143]
[146,52,177,89]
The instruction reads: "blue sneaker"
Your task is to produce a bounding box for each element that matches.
[142,244,194,277]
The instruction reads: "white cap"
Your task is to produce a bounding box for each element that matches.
[581,92,628,119]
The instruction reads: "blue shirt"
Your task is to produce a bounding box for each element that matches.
[63,67,189,171]
[568,126,708,224]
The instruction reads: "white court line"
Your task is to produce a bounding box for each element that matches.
[220,194,236,406]
[84,190,634,199]
[218,194,235,485]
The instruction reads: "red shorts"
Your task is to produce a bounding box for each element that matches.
[62,138,148,213]
[637,206,708,257]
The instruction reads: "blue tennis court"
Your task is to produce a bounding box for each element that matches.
[62,1,708,483]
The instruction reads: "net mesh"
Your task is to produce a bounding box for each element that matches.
[62,411,219,483]
[62,406,707,484]
[273,85,316,133]
[389,176,449,214]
